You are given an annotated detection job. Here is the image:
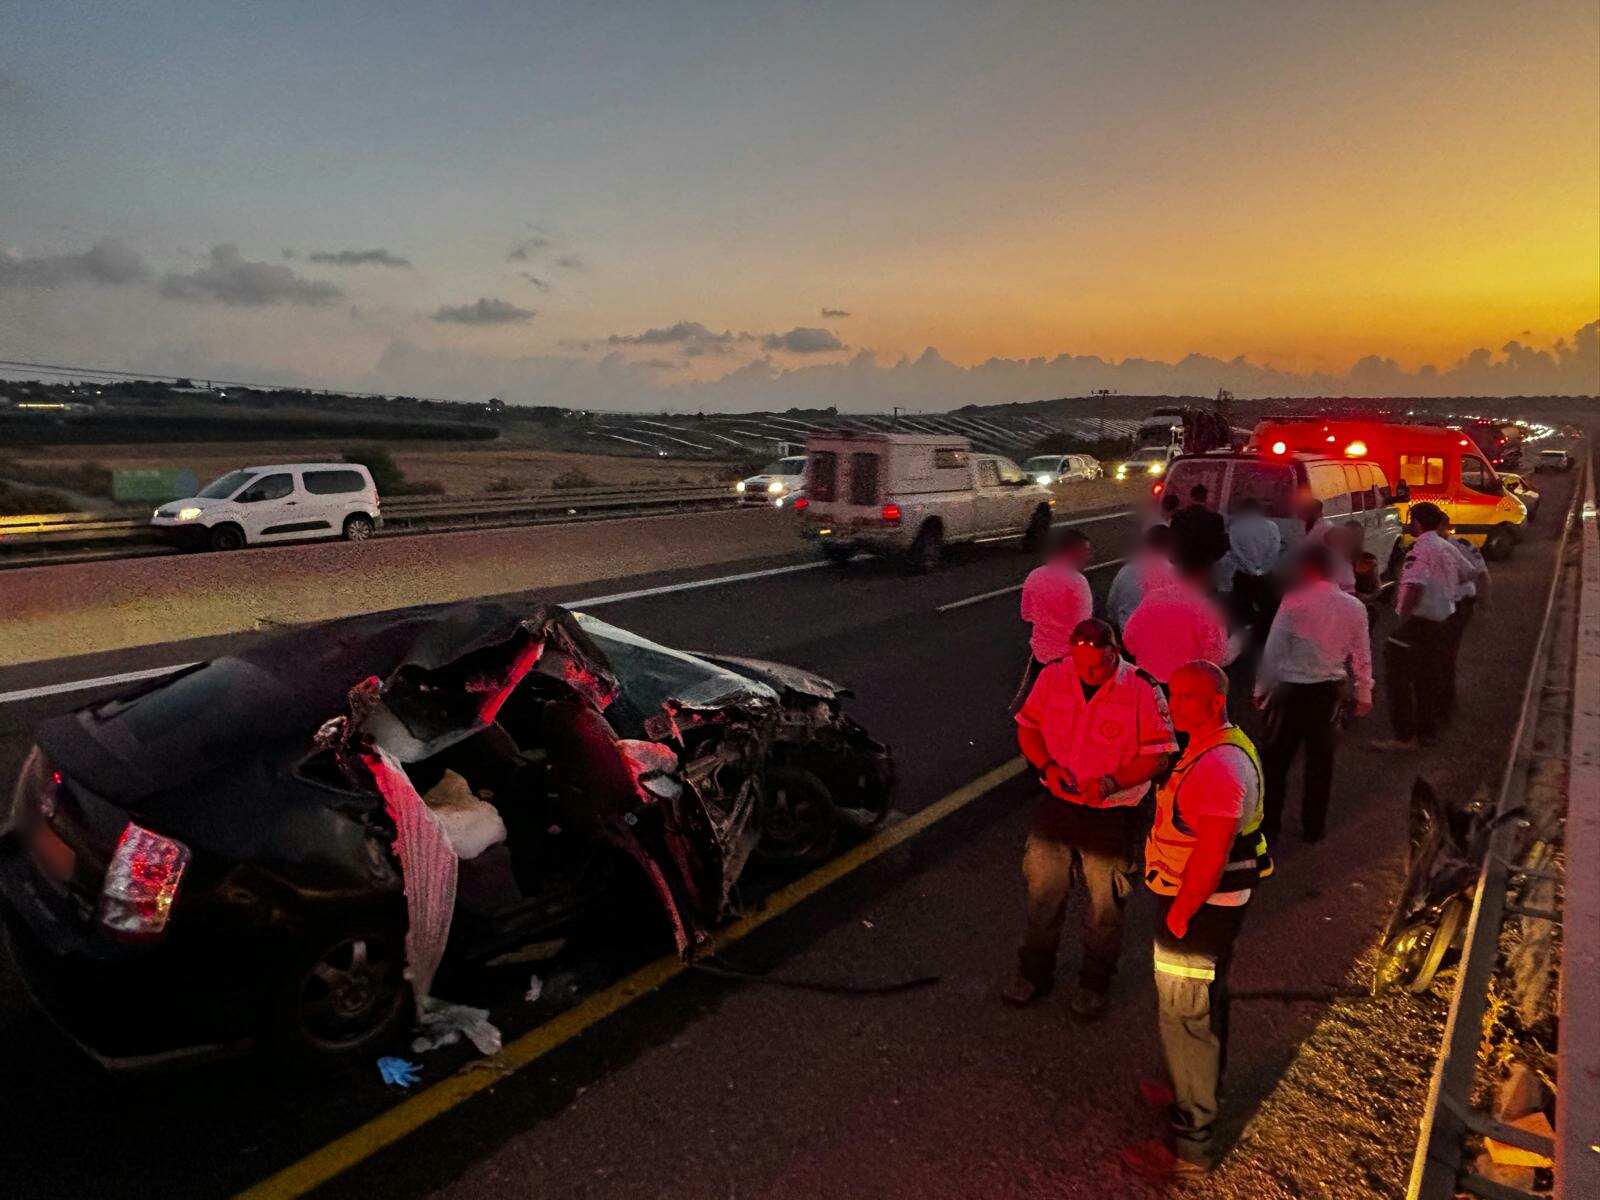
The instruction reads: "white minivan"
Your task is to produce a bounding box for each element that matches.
[151,463,381,551]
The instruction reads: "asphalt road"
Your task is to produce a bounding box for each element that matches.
[0,463,1581,1200]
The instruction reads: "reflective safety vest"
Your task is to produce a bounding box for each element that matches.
[1144,723,1274,898]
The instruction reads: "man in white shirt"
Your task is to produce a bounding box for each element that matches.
[1440,535,1488,724]
[1223,498,1283,646]
[1020,527,1095,668]
[1007,619,1178,1019]
[1373,503,1458,751]
[1253,545,1374,841]
[1108,524,1179,633]
[1122,566,1236,687]
[1321,524,1360,594]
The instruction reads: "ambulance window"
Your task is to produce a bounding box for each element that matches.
[848,453,881,505]
[808,451,838,501]
[1399,454,1444,488]
[1309,464,1351,515]
[1343,465,1371,511]
[1227,461,1294,517]
[1460,455,1497,494]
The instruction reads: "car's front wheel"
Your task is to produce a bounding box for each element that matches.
[273,928,410,1067]
[207,523,245,552]
[755,768,838,863]
[343,514,376,542]
[1483,524,1515,561]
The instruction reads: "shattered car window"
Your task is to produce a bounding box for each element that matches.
[574,616,778,726]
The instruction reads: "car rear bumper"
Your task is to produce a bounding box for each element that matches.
[0,833,260,1068]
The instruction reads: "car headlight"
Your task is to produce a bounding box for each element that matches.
[178,506,203,521]
[1115,465,1129,479]
[1036,473,1052,485]
[768,481,784,494]
[735,481,747,493]
[1148,463,1165,476]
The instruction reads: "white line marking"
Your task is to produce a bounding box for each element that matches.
[0,515,1138,706]
[935,557,1128,612]
[0,663,199,706]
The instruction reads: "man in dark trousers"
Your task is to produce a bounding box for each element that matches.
[1006,619,1177,1019]
[1372,503,1462,751]
[1253,544,1374,841]
[1124,660,1273,1179]
[1171,485,1228,576]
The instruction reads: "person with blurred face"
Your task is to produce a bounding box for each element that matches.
[1125,661,1271,1179]
[1020,528,1095,668]
[1373,502,1459,751]
[1107,523,1179,634]
[1254,544,1374,841]
[1006,620,1177,1019]
[1320,523,1359,594]
[1122,562,1235,688]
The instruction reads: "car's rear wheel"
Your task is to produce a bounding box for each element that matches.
[208,523,245,552]
[343,514,375,543]
[907,521,943,573]
[1483,524,1515,561]
[273,928,410,1066]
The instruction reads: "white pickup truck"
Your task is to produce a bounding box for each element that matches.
[797,432,1056,570]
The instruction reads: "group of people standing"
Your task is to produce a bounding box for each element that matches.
[1006,484,1487,1178]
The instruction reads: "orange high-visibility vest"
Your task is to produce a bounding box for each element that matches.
[1144,723,1273,898]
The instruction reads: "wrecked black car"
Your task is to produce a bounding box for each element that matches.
[0,601,893,1069]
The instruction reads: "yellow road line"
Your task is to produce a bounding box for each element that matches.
[235,755,1028,1200]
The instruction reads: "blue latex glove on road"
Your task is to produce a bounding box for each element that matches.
[377,1056,422,1088]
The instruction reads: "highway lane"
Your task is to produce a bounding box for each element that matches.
[0,468,1579,1199]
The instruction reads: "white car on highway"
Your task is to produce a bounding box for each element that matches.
[150,463,381,552]
[735,456,807,504]
[1020,453,1103,484]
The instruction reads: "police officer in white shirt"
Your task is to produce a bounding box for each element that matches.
[1222,498,1283,646]
[1373,503,1457,751]
[1007,619,1178,1019]
[1253,544,1374,841]
[1108,524,1179,634]
[1440,534,1488,724]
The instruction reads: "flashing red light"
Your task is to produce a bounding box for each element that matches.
[50,771,63,787]
[793,497,808,511]
[1151,482,1164,496]
[1325,434,1336,443]
[1459,438,1469,446]
[99,823,190,941]
[1270,440,1288,455]
[881,502,902,525]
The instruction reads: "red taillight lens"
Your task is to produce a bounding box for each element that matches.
[794,497,808,511]
[881,503,902,524]
[99,823,190,941]
[1151,482,1164,496]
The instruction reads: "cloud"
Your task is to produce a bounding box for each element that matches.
[159,244,342,305]
[821,307,852,318]
[0,237,151,287]
[555,254,584,269]
[763,326,846,354]
[608,320,738,354]
[507,237,551,261]
[305,247,411,268]
[431,296,536,325]
[356,320,1600,412]
[519,272,551,291]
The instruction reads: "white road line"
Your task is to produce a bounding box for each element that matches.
[935,557,1128,613]
[0,663,199,706]
[0,515,1140,707]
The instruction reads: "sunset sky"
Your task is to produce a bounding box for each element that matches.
[3,1,1597,407]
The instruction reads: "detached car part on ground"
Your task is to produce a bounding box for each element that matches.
[0,601,893,1069]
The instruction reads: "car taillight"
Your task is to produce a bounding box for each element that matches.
[99,823,190,941]
[1151,482,1164,496]
[881,503,902,525]
[794,497,808,511]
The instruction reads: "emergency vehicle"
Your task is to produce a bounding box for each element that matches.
[1248,419,1527,559]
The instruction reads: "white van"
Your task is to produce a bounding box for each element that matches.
[151,463,381,551]
[1160,451,1407,576]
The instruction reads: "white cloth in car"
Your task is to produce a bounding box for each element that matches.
[421,769,508,861]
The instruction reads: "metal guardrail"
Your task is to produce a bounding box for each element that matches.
[1406,450,1591,1199]
[0,484,742,551]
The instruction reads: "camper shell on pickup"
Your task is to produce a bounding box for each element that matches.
[797,431,1054,571]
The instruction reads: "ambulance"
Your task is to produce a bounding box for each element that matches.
[1248,419,1527,559]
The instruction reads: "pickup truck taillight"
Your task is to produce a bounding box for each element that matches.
[99,823,190,941]
[881,503,902,525]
